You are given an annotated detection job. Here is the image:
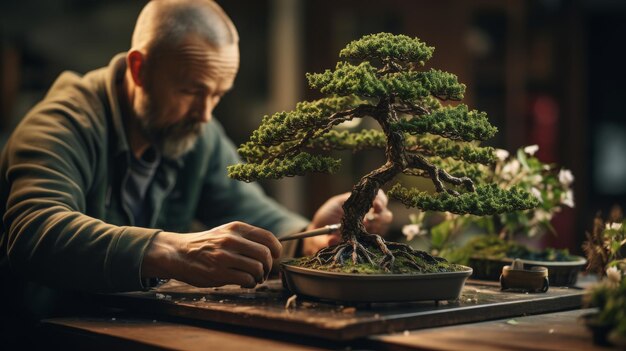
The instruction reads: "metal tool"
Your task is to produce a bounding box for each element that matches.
[278,224,341,242]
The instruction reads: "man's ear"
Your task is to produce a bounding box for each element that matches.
[127,50,146,87]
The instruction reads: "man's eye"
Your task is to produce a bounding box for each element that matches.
[181,89,199,95]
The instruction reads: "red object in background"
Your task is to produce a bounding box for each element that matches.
[528,94,576,253]
[529,95,559,163]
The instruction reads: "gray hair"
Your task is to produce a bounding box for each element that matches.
[131,0,238,53]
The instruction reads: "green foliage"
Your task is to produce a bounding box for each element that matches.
[227,152,341,182]
[393,104,497,141]
[339,32,434,65]
[307,63,465,100]
[308,129,386,151]
[248,96,364,146]
[406,136,496,164]
[389,183,539,216]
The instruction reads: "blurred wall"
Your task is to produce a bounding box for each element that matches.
[1,0,625,253]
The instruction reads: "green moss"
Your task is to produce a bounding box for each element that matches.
[286,246,465,274]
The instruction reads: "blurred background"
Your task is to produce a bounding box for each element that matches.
[1,0,625,254]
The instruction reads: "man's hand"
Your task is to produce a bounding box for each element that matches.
[301,190,393,256]
[141,222,281,288]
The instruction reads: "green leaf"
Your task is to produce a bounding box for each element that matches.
[431,220,453,250]
[517,148,530,170]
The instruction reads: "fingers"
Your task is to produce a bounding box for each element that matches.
[302,232,342,256]
[215,223,281,278]
[231,222,282,259]
[372,189,389,213]
[327,232,342,246]
[218,234,272,277]
[218,249,265,284]
[224,268,258,289]
[364,190,393,235]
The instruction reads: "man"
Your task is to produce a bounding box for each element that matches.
[0,0,392,329]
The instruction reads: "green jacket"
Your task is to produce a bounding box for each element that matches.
[0,54,308,301]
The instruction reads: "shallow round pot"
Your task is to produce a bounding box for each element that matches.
[469,255,587,286]
[280,262,473,302]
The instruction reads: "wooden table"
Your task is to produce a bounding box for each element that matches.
[36,276,620,350]
[39,308,618,350]
[89,279,586,341]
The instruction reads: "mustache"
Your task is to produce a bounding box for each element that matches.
[160,118,203,138]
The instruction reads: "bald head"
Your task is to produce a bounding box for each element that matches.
[131,0,238,53]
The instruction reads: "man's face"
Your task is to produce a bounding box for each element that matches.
[137,36,239,159]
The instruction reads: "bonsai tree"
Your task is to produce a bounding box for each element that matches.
[228,33,538,273]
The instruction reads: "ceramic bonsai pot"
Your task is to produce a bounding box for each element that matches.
[280,262,473,302]
[469,255,587,286]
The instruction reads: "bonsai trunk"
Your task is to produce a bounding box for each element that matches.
[341,96,405,243]
[340,163,400,241]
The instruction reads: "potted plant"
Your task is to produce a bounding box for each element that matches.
[228,33,537,302]
[582,209,626,346]
[402,145,586,286]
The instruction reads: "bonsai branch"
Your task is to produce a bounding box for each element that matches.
[395,102,431,116]
[407,154,475,195]
[273,105,376,160]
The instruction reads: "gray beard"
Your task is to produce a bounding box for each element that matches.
[138,114,203,159]
[158,129,201,159]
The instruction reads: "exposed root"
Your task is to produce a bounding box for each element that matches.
[305,232,446,273]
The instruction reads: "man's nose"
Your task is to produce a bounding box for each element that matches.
[195,96,217,123]
[197,107,212,123]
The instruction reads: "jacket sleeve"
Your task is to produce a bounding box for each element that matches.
[195,121,309,257]
[3,101,160,293]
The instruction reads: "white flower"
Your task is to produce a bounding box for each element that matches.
[606,266,622,285]
[523,144,539,156]
[530,187,543,203]
[561,189,575,208]
[402,224,425,241]
[558,169,574,186]
[528,226,540,237]
[529,174,543,185]
[534,209,552,222]
[495,149,509,161]
[606,222,623,231]
[501,160,521,178]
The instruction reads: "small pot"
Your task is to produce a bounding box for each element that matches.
[500,260,549,292]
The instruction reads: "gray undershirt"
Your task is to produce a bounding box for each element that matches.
[122,146,161,227]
